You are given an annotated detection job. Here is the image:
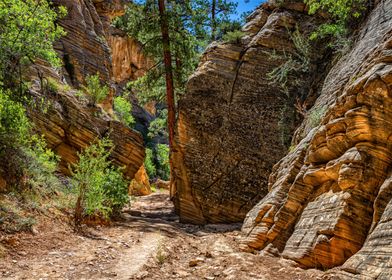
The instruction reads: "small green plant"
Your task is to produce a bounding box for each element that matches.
[71,137,129,227]
[114,96,135,127]
[222,30,245,44]
[266,27,311,93]
[83,74,109,104]
[156,144,170,181]
[45,77,71,93]
[156,241,167,265]
[308,105,328,128]
[148,109,168,139]
[144,148,157,179]
[23,135,61,191]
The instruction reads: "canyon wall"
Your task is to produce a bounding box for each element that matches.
[28,0,150,181]
[172,1,326,224]
[240,0,392,277]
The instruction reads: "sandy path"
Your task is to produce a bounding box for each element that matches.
[0,191,337,280]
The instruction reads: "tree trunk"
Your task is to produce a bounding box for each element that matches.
[211,0,216,41]
[158,0,176,198]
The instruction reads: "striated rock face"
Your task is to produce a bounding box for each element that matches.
[53,0,117,86]
[29,86,145,179]
[172,2,325,224]
[109,27,152,84]
[241,0,392,274]
[25,0,151,183]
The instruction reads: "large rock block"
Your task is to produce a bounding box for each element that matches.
[172,2,324,224]
[241,0,392,274]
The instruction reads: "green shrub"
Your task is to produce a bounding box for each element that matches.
[114,96,135,127]
[156,144,170,181]
[71,138,129,225]
[222,30,245,44]
[0,89,62,191]
[23,135,61,191]
[267,27,311,93]
[304,0,367,40]
[144,148,157,179]
[148,109,168,139]
[0,90,30,146]
[83,74,109,104]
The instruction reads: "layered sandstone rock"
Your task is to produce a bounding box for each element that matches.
[28,85,145,180]
[172,2,325,224]
[241,0,392,275]
[129,165,152,196]
[52,0,117,86]
[109,27,152,84]
[26,0,151,183]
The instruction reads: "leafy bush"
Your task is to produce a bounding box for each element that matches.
[72,138,129,226]
[144,148,157,179]
[222,30,245,44]
[0,90,30,146]
[148,109,168,139]
[267,27,311,93]
[156,144,170,181]
[114,96,135,127]
[304,0,367,39]
[23,135,61,191]
[83,74,109,104]
[0,89,62,192]
[0,0,66,87]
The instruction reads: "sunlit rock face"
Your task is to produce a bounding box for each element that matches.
[109,27,152,85]
[172,1,327,224]
[241,0,392,275]
[29,87,145,180]
[26,0,147,182]
[52,0,115,86]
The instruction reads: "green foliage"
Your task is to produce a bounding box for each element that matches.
[267,27,311,93]
[83,74,109,105]
[148,109,168,139]
[0,0,66,87]
[23,135,61,190]
[0,90,30,147]
[114,96,135,127]
[222,30,245,44]
[308,105,328,128]
[71,138,129,219]
[144,148,157,179]
[0,89,62,195]
[156,144,170,180]
[115,0,238,105]
[304,0,367,40]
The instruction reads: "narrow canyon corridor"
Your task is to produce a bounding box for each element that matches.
[0,191,335,280]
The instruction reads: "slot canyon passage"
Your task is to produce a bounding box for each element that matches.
[1,0,392,279]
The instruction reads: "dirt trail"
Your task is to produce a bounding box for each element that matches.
[0,191,336,279]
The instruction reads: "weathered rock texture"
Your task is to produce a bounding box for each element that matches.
[53,0,115,85]
[27,0,148,181]
[172,2,325,224]
[29,86,145,180]
[241,0,392,276]
[109,27,152,84]
[129,165,152,196]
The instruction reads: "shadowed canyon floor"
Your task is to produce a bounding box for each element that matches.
[0,191,337,279]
